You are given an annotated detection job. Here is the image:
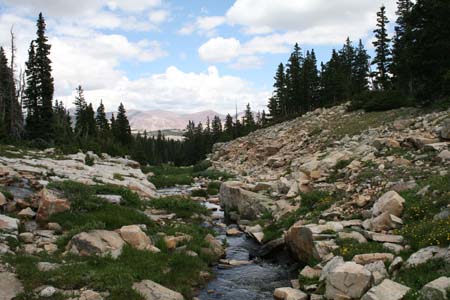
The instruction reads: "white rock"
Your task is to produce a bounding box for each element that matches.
[420,276,450,300]
[361,279,410,300]
[273,287,308,300]
[325,262,372,299]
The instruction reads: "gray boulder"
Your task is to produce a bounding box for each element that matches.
[420,277,450,300]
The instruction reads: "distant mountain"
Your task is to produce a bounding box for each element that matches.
[125,110,225,131]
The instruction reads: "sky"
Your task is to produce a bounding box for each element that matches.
[0,0,397,114]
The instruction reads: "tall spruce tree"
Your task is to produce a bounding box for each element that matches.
[302,49,319,111]
[95,100,109,132]
[392,0,414,95]
[353,39,371,94]
[73,85,88,138]
[244,103,255,129]
[0,47,13,138]
[372,6,392,91]
[272,63,286,117]
[23,13,54,141]
[286,43,303,114]
[114,103,132,145]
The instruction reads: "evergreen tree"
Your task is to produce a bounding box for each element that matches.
[53,100,72,145]
[224,113,234,139]
[285,43,303,114]
[353,39,371,94]
[86,103,97,138]
[211,115,222,143]
[95,100,109,132]
[272,63,286,117]
[114,103,132,145]
[0,47,13,138]
[23,13,55,141]
[302,49,319,110]
[372,6,392,91]
[392,0,414,94]
[73,85,88,138]
[244,103,255,129]
[338,37,355,99]
[261,110,267,126]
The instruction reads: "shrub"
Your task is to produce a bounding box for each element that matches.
[113,173,124,181]
[349,90,413,112]
[191,189,208,198]
[207,181,221,195]
[193,160,212,172]
[149,174,194,189]
[148,196,209,218]
[85,154,95,166]
[193,169,233,180]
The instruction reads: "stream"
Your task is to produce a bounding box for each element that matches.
[157,185,295,300]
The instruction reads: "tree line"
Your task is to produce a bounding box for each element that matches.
[267,0,450,121]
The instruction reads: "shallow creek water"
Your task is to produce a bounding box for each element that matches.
[157,186,294,300]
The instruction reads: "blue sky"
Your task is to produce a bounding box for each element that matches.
[0,0,396,114]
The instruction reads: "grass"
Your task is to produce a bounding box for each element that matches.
[263,191,338,242]
[398,174,450,250]
[191,189,208,198]
[207,181,221,195]
[5,246,210,299]
[395,259,450,300]
[113,173,124,181]
[333,238,392,261]
[193,169,233,180]
[148,196,209,219]
[4,180,219,299]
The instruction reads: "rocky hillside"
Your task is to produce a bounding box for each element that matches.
[212,104,450,300]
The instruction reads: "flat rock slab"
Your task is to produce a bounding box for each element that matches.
[132,280,184,300]
[362,279,410,300]
[0,272,24,300]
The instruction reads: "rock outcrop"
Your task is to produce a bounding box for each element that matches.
[132,280,184,300]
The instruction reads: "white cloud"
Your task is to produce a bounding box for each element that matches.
[58,66,270,114]
[148,9,169,24]
[230,56,264,70]
[178,16,226,36]
[198,37,241,63]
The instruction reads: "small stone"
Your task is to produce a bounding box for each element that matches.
[389,256,403,273]
[19,232,34,243]
[300,266,321,279]
[79,290,104,300]
[18,207,36,219]
[47,222,62,232]
[226,228,242,236]
[338,231,367,243]
[438,150,450,160]
[40,286,57,297]
[352,253,394,265]
[273,287,308,300]
[383,242,404,254]
[37,262,60,272]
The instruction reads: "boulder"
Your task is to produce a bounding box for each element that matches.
[325,262,372,299]
[405,246,450,268]
[440,119,450,140]
[37,189,70,223]
[372,191,405,217]
[273,287,308,300]
[285,223,321,262]
[132,280,184,300]
[0,272,24,300]
[420,277,450,300]
[79,290,104,300]
[364,261,388,285]
[203,234,224,258]
[119,225,157,252]
[300,266,322,279]
[0,214,19,233]
[361,279,410,300]
[370,212,403,232]
[164,234,192,250]
[17,207,36,219]
[0,192,6,206]
[320,256,345,281]
[257,237,285,257]
[219,181,272,219]
[67,230,125,259]
[438,150,450,160]
[97,195,122,205]
[338,231,367,243]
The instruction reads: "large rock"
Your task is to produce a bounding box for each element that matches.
[325,262,372,299]
[352,253,394,265]
[67,230,125,259]
[0,192,6,206]
[132,280,184,300]
[119,225,157,252]
[0,272,24,300]
[0,214,19,233]
[273,287,308,300]
[405,246,450,268]
[219,181,272,219]
[372,191,405,217]
[36,189,70,223]
[361,279,410,300]
[420,277,450,300]
[440,119,450,140]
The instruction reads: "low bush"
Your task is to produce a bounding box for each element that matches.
[207,181,221,195]
[349,90,413,112]
[148,196,209,219]
[149,174,194,189]
[193,169,233,180]
[193,160,211,172]
[191,189,208,198]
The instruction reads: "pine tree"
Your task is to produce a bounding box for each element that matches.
[353,39,371,94]
[272,63,286,117]
[53,100,72,144]
[23,13,55,141]
[286,43,303,114]
[392,0,414,94]
[372,6,392,91]
[95,100,109,132]
[74,85,88,138]
[302,49,319,110]
[244,103,255,129]
[338,37,355,99]
[211,115,222,143]
[0,47,13,138]
[114,103,132,145]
